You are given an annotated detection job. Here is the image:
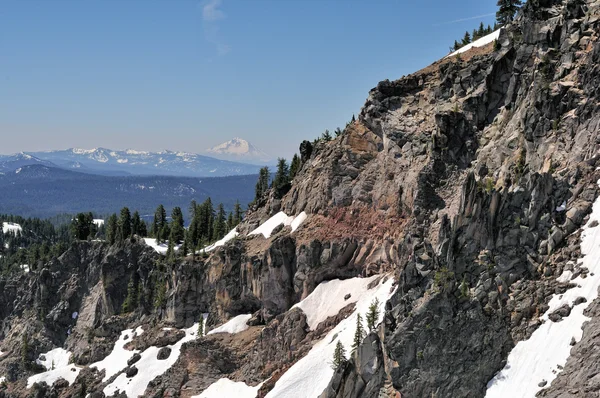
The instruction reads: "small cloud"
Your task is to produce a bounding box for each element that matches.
[434,12,496,26]
[203,0,225,21]
[200,0,230,57]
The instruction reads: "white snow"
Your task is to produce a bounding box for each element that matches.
[556,201,567,212]
[103,324,198,398]
[21,264,30,273]
[207,314,252,335]
[292,275,381,330]
[448,29,501,57]
[486,180,600,397]
[0,376,5,384]
[202,227,239,253]
[2,222,22,234]
[27,348,81,388]
[93,219,105,227]
[265,276,396,398]
[91,326,144,382]
[192,378,263,398]
[143,238,181,255]
[249,211,308,239]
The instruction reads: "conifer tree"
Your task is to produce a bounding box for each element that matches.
[472,28,478,41]
[212,204,227,241]
[122,274,138,313]
[272,158,290,199]
[253,167,270,203]
[462,31,471,45]
[331,340,347,370]
[496,0,521,25]
[119,207,132,240]
[334,127,343,137]
[153,204,167,244]
[132,211,142,236]
[352,314,365,352]
[106,213,118,245]
[227,212,234,230]
[453,40,461,51]
[170,207,185,244]
[478,22,485,37]
[366,298,380,332]
[322,129,332,141]
[233,200,243,226]
[289,154,301,180]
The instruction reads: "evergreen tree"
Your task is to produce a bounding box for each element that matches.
[322,129,332,141]
[453,40,461,51]
[106,213,118,245]
[227,212,234,230]
[478,22,485,38]
[198,316,204,337]
[331,340,347,370]
[462,31,471,45]
[366,298,380,332]
[496,0,521,25]
[166,239,175,263]
[170,207,185,244]
[351,314,365,352]
[253,167,270,203]
[119,207,132,240]
[153,204,167,243]
[272,158,290,199]
[289,154,301,180]
[334,127,343,137]
[213,204,227,241]
[71,212,95,240]
[122,274,138,313]
[351,114,356,123]
[472,28,478,41]
[132,211,142,236]
[233,201,243,226]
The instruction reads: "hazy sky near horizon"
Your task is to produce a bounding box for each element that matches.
[0,0,497,159]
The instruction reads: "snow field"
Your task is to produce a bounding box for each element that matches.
[486,180,600,397]
[102,324,198,397]
[207,314,252,335]
[27,348,82,388]
[191,378,263,398]
[202,227,239,253]
[91,326,144,382]
[265,276,396,398]
[2,222,22,234]
[142,238,182,255]
[448,29,501,57]
[249,211,307,239]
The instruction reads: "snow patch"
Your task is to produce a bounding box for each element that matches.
[448,29,501,57]
[192,378,263,398]
[249,211,307,239]
[2,222,22,234]
[265,276,396,398]
[91,326,144,382]
[486,181,600,397]
[292,276,380,330]
[202,228,239,253]
[207,314,252,335]
[103,324,198,398]
[143,238,181,255]
[93,219,105,227]
[27,348,81,388]
[21,264,30,273]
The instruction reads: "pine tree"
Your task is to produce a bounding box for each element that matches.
[227,212,234,230]
[119,207,132,240]
[331,340,347,370]
[253,167,270,203]
[462,31,471,45]
[478,21,485,38]
[366,298,381,332]
[212,204,227,241]
[351,114,356,123]
[322,129,332,141]
[198,316,204,337]
[289,154,301,180]
[233,201,243,226]
[496,0,521,25]
[166,239,175,263]
[122,274,138,313]
[71,212,95,240]
[132,211,142,236]
[170,207,185,244]
[334,127,343,137]
[472,28,478,41]
[352,314,365,352]
[153,205,167,244]
[106,213,118,244]
[453,40,461,51]
[272,158,290,199]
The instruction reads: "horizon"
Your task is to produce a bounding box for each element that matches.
[1,0,497,159]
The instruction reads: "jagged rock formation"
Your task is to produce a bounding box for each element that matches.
[2,0,600,397]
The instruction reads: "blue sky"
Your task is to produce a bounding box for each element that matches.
[0,0,497,159]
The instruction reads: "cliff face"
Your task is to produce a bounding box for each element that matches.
[2,0,600,397]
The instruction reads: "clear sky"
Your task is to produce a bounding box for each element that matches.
[0,0,497,159]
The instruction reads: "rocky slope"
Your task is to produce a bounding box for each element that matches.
[2,0,600,397]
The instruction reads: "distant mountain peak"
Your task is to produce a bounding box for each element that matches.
[206,138,271,164]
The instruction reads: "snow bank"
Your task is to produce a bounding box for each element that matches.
[0,376,5,384]
[250,211,308,239]
[2,222,22,234]
[93,219,105,227]
[265,276,396,398]
[207,314,252,335]
[192,378,263,398]
[448,29,500,57]
[292,275,381,330]
[142,238,181,255]
[21,264,30,273]
[202,227,239,253]
[91,326,144,382]
[486,180,600,397]
[27,348,81,388]
[103,324,198,398]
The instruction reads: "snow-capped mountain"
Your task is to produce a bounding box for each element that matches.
[206,138,272,164]
[0,153,57,173]
[20,148,261,177]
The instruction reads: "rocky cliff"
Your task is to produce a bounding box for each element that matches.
[2,0,600,397]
